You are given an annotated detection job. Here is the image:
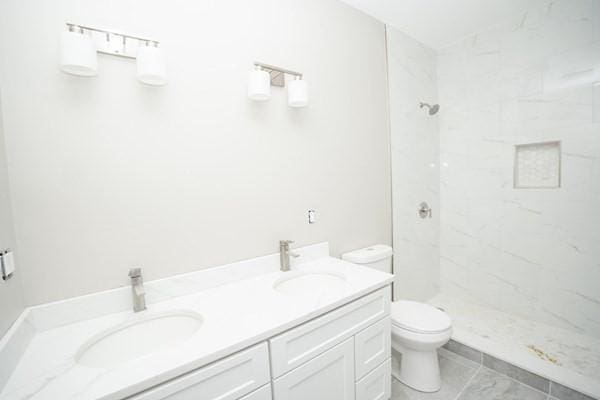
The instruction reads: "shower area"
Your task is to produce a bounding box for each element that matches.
[386,0,600,397]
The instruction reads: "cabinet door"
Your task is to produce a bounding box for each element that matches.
[238,384,272,400]
[356,359,391,400]
[355,317,391,380]
[272,338,355,400]
[270,287,390,378]
[129,343,270,400]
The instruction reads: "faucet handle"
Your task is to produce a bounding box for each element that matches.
[280,240,294,246]
[128,268,142,278]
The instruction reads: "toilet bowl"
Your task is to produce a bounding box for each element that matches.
[391,300,452,392]
[341,245,453,393]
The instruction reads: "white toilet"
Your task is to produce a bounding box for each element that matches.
[342,245,452,393]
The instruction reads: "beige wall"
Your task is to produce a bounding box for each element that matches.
[0,0,391,305]
[0,93,24,335]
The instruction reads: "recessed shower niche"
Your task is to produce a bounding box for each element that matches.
[514,141,561,189]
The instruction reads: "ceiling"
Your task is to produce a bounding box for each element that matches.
[339,0,546,49]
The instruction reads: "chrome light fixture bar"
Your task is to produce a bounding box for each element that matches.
[65,22,160,59]
[253,62,302,87]
[61,22,167,85]
[248,62,308,107]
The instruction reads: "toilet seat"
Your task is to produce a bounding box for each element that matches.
[391,301,451,334]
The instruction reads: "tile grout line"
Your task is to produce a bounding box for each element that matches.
[446,349,554,400]
[480,365,555,399]
[446,343,586,400]
[451,364,483,400]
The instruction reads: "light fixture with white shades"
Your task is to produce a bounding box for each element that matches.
[248,62,308,107]
[288,76,308,108]
[247,66,271,101]
[137,43,167,86]
[60,23,166,86]
[60,27,97,77]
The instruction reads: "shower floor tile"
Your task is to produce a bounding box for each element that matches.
[456,368,548,400]
[428,293,600,398]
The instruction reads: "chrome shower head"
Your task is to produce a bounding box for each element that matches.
[420,102,440,115]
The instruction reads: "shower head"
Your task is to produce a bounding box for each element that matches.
[420,102,440,115]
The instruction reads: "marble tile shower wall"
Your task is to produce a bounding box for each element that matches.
[438,0,600,337]
[387,27,440,301]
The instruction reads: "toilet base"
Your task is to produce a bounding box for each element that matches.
[392,345,441,393]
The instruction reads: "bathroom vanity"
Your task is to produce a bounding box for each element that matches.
[130,287,391,400]
[0,243,393,400]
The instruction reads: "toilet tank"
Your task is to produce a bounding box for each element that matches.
[341,244,393,274]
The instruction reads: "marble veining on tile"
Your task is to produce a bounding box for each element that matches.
[391,348,568,400]
[438,0,600,339]
[386,25,440,303]
[429,293,600,398]
[551,381,599,400]
[483,354,550,393]
[457,368,548,400]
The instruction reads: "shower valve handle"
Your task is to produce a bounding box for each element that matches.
[419,202,432,219]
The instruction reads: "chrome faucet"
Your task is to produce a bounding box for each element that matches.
[128,268,147,313]
[280,240,300,272]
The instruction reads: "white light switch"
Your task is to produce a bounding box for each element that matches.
[308,209,316,224]
[1,250,15,281]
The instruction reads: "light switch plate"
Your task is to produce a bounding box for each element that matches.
[308,209,316,224]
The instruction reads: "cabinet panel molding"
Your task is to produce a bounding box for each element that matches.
[270,287,390,378]
[356,358,391,400]
[272,338,355,400]
[129,343,270,400]
[355,317,391,380]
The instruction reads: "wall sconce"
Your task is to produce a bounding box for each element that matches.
[248,62,308,108]
[247,66,271,101]
[288,76,308,108]
[137,42,167,86]
[60,26,97,76]
[60,23,167,86]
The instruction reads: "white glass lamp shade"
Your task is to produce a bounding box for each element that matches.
[137,45,168,86]
[60,31,97,77]
[288,78,308,108]
[248,69,271,101]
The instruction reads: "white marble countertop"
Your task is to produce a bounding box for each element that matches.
[0,244,393,400]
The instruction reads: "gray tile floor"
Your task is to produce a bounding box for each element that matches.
[392,349,554,400]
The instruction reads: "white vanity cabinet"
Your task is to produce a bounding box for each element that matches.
[269,287,390,378]
[355,359,391,400]
[269,287,391,400]
[238,384,273,400]
[272,338,355,400]
[354,317,391,380]
[128,343,271,400]
[128,286,391,400]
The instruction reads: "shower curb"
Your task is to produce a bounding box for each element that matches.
[443,339,599,400]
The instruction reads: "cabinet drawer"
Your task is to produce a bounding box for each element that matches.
[356,358,391,400]
[129,343,270,400]
[355,317,391,380]
[238,384,272,400]
[270,286,390,378]
[272,338,355,400]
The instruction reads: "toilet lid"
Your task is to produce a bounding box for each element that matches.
[391,301,451,334]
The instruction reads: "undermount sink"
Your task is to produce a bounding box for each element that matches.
[273,271,348,296]
[76,310,203,368]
